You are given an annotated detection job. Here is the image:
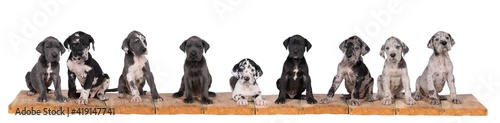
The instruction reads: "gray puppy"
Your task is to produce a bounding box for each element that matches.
[172,36,216,104]
[25,36,67,102]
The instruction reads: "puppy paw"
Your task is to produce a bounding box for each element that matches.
[208,92,217,97]
[56,95,68,103]
[382,98,393,105]
[201,97,213,104]
[254,99,268,106]
[153,96,164,102]
[366,96,376,102]
[68,92,78,99]
[349,99,361,106]
[406,98,416,105]
[452,98,462,104]
[27,91,35,96]
[130,96,142,103]
[236,99,248,106]
[413,94,422,101]
[429,98,440,105]
[274,97,286,104]
[37,96,47,102]
[183,98,194,103]
[118,93,126,98]
[172,92,183,98]
[76,98,88,105]
[306,98,317,104]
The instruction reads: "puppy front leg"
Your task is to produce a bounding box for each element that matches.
[232,93,247,106]
[145,66,163,102]
[67,71,78,99]
[447,74,461,104]
[320,74,343,104]
[349,77,363,106]
[381,75,393,105]
[427,74,440,105]
[201,76,213,104]
[77,73,94,105]
[402,73,416,105]
[303,75,317,104]
[53,75,67,102]
[182,76,194,103]
[274,75,288,104]
[253,90,268,106]
[36,75,48,102]
[126,73,142,103]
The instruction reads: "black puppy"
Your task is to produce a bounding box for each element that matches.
[172,36,216,104]
[25,36,67,102]
[275,34,317,104]
[64,31,111,105]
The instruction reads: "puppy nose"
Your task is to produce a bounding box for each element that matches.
[390,53,396,57]
[52,53,58,58]
[441,41,447,45]
[346,54,352,58]
[142,48,147,52]
[244,76,250,81]
[190,52,196,56]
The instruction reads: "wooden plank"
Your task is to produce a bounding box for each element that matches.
[154,93,204,114]
[203,92,255,115]
[348,96,396,115]
[441,94,488,116]
[255,95,301,115]
[301,94,348,114]
[104,93,155,114]
[396,97,441,115]
[8,90,107,114]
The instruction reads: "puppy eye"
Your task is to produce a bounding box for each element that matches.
[355,47,359,49]
[445,37,449,40]
[434,39,438,41]
[251,69,255,72]
[396,46,400,49]
[385,47,389,50]
[187,45,191,47]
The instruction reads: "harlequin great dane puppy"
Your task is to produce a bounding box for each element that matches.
[230,58,267,106]
[320,35,374,106]
[25,36,67,102]
[374,36,416,105]
[275,34,317,104]
[172,36,216,104]
[116,30,163,102]
[64,31,110,105]
[413,31,461,105]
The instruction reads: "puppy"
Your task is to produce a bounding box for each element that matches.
[413,31,461,105]
[320,36,374,106]
[230,58,267,106]
[115,30,163,102]
[25,36,67,102]
[172,36,216,104]
[64,31,111,105]
[275,34,317,104]
[374,36,416,105]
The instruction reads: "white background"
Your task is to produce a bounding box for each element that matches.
[1,0,499,123]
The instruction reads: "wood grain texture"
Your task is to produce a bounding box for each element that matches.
[104,93,155,114]
[396,97,441,115]
[154,93,204,114]
[255,95,301,115]
[203,92,255,115]
[348,97,396,115]
[302,94,348,114]
[441,94,487,116]
[8,90,107,114]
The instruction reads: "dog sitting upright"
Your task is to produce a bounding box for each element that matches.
[320,36,374,106]
[25,36,67,102]
[172,36,216,104]
[64,31,110,105]
[275,34,317,104]
[374,36,416,105]
[116,30,163,102]
[413,31,461,105]
[230,58,267,106]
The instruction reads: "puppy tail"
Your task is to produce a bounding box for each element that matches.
[105,88,118,92]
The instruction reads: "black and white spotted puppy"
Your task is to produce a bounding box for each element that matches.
[229,58,267,106]
[64,31,110,105]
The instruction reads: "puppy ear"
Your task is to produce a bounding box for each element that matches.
[121,36,130,54]
[448,33,455,46]
[58,42,66,55]
[202,39,210,53]
[427,35,434,49]
[138,31,147,46]
[89,35,95,51]
[63,35,71,50]
[339,39,347,53]
[283,37,290,50]
[305,38,312,52]
[401,41,409,56]
[36,40,45,55]
[231,63,240,78]
[360,39,370,56]
[379,44,385,59]
[254,63,263,79]
[179,40,187,53]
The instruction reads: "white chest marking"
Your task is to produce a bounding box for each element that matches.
[67,60,92,86]
[126,55,147,82]
[233,80,261,97]
[46,63,52,81]
[293,67,299,80]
